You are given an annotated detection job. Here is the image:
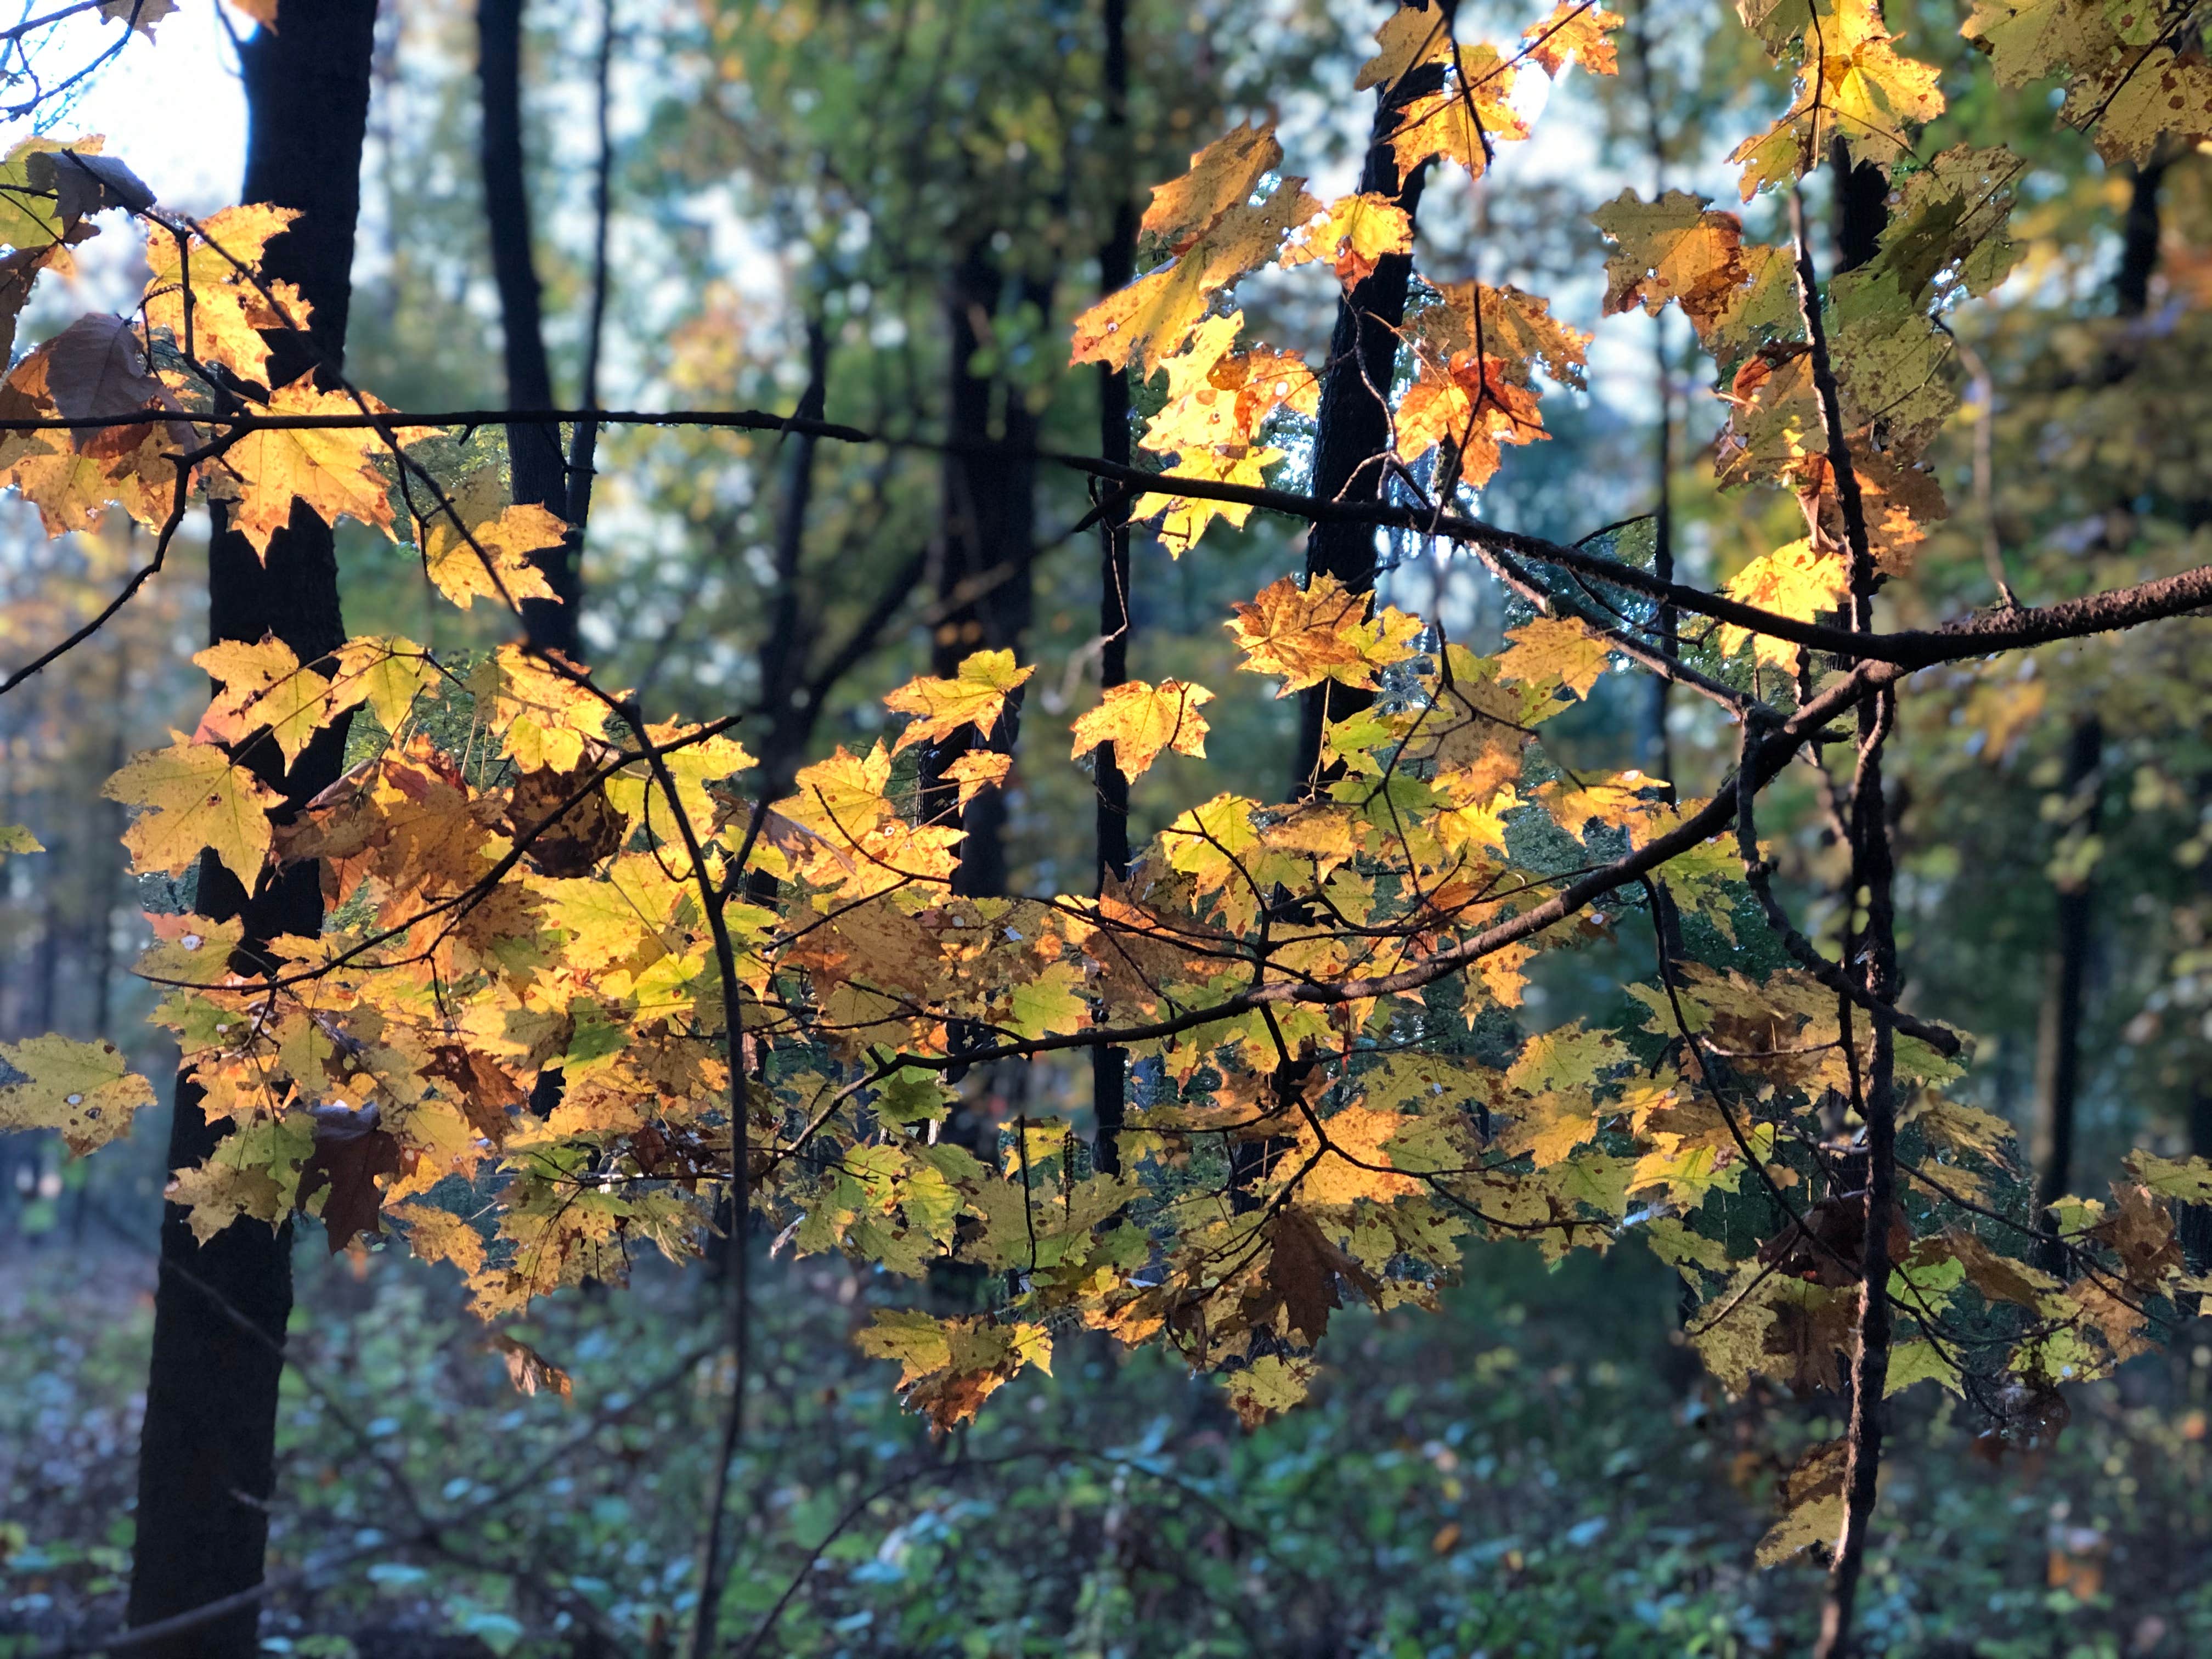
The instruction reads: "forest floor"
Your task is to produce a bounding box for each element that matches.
[2,1210,2207,1658]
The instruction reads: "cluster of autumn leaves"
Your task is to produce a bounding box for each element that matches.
[1,0,2211,1565]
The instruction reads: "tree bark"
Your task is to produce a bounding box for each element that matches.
[2024,162,2163,1236]
[2114,157,2169,320]
[1293,70,1432,794]
[478,0,580,656]
[754,313,832,799]
[1244,60,1433,1204]
[1091,0,1135,1175]
[125,6,377,1653]
[1812,163,1896,1659]
[930,241,1042,900]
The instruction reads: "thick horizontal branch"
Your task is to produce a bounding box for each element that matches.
[9,407,2209,672]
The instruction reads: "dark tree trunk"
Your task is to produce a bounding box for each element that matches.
[2114,158,2169,320]
[1827,137,1888,278]
[1091,0,1136,1175]
[125,6,377,1653]
[930,242,1042,900]
[1293,72,1431,794]
[1812,144,1895,1659]
[479,0,580,656]
[2030,715,2103,1229]
[1243,63,1432,1205]
[754,314,833,799]
[2023,162,2162,1241]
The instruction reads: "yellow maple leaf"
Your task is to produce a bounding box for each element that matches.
[391,1201,487,1277]
[1293,1104,1427,1205]
[0,1035,156,1154]
[140,204,308,387]
[1069,679,1215,781]
[193,635,334,768]
[1138,119,1283,255]
[0,444,142,534]
[421,466,564,612]
[1071,180,1322,374]
[1415,281,1590,390]
[1717,538,1850,670]
[466,646,613,772]
[1357,1,1454,91]
[1715,345,1823,491]
[1160,792,1261,890]
[606,724,758,847]
[943,750,1011,808]
[1134,443,1283,556]
[883,648,1035,753]
[104,736,281,884]
[1521,1,1623,76]
[1590,189,1759,337]
[1387,47,1530,180]
[1280,192,1414,287]
[781,742,896,840]
[1007,962,1090,1039]
[330,635,435,733]
[1225,573,1423,695]
[223,379,404,557]
[1393,352,1548,483]
[1139,326,1317,459]
[1729,0,1944,189]
[1497,615,1611,699]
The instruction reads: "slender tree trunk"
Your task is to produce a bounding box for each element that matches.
[2114,157,2169,320]
[1293,70,1432,793]
[478,0,580,656]
[1829,138,1887,278]
[755,313,832,799]
[125,7,377,1653]
[931,242,1042,900]
[2030,715,2103,1230]
[1091,0,1136,1175]
[2024,162,2162,1234]
[1812,165,1895,1659]
[1241,60,1433,1206]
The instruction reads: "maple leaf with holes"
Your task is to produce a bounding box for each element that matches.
[104,735,283,884]
[1137,120,1283,255]
[1138,341,1317,456]
[883,650,1035,752]
[0,1036,156,1154]
[1070,680,1215,781]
